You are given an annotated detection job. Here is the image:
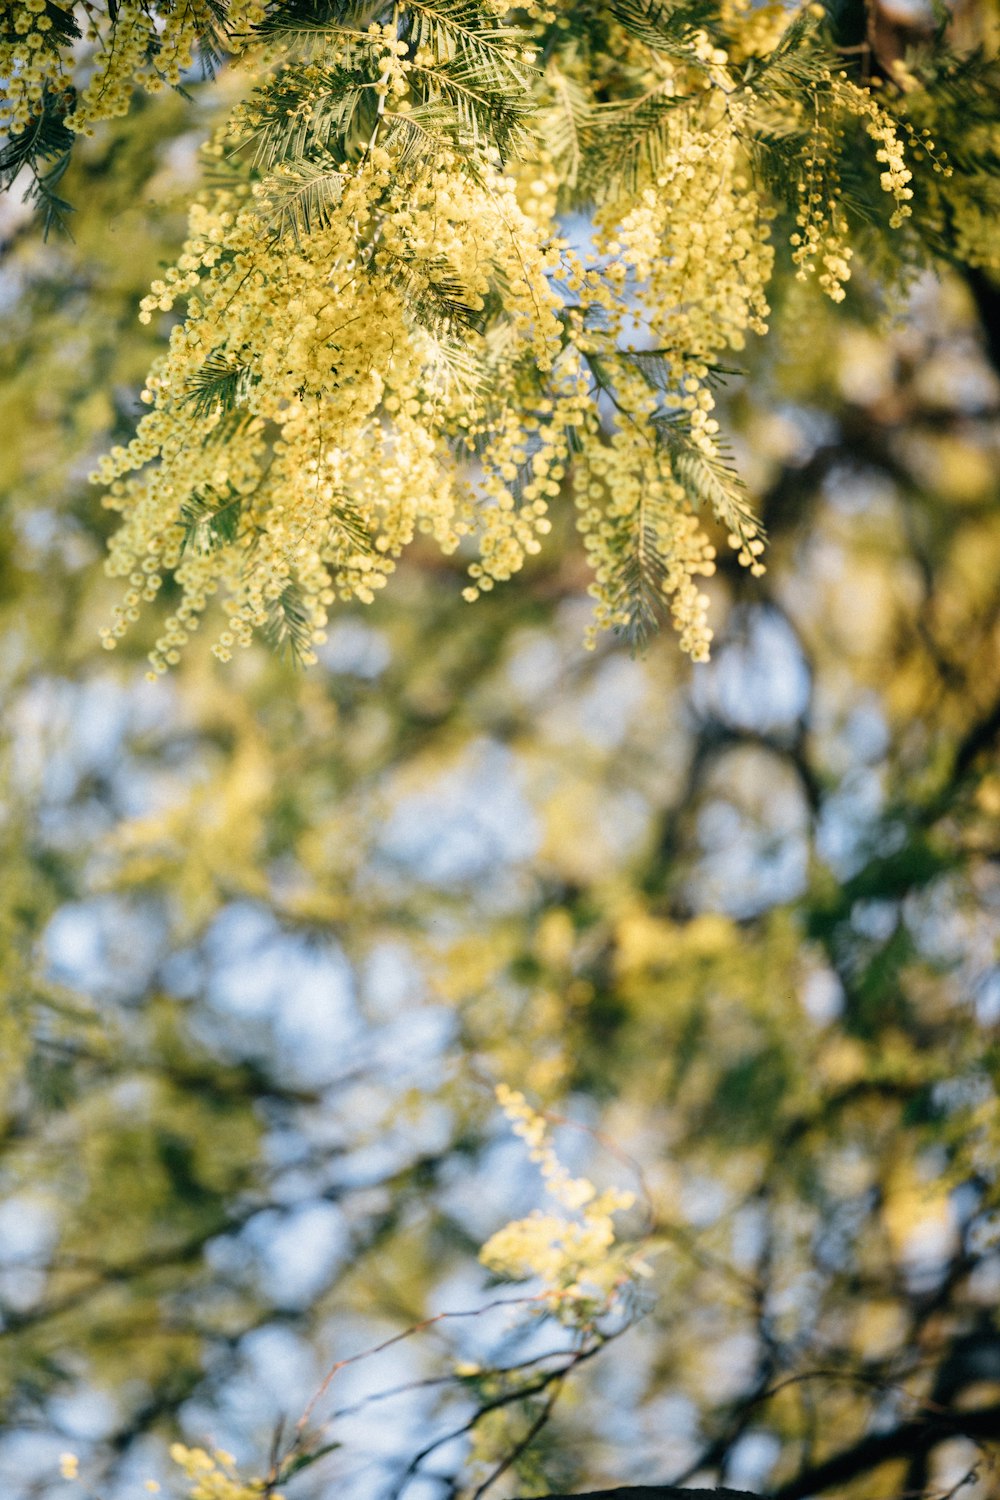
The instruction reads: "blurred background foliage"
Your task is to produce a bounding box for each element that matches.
[2,23,1000,1500]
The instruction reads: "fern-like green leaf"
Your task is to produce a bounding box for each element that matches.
[190,0,234,77]
[256,152,349,239]
[405,0,535,92]
[263,581,316,663]
[372,236,486,335]
[543,62,591,193]
[610,514,671,653]
[739,13,830,95]
[235,62,372,169]
[617,349,744,393]
[604,0,717,64]
[184,353,255,419]
[380,102,477,174]
[0,88,75,185]
[178,484,245,555]
[408,55,532,157]
[586,85,687,196]
[654,413,760,548]
[417,330,490,403]
[255,0,385,46]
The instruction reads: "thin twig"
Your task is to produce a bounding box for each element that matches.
[470,1379,565,1500]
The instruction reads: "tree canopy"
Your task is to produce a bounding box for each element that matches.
[1,3,1000,1500]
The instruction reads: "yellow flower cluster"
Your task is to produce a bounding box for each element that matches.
[88,0,959,670]
[0,2,264,139]
[479,1085,642,1319]
[2,0,68,135]
[841,81,918,231]
[168,1444,283,1500]
[98,61,778,668]
[95,142,576,674]
[568,115,772,652]
[788,100,853,302]
[783,73,933,302]
[575,424,720,660]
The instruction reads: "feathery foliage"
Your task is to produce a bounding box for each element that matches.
[178,484,246,555]
[184,353,256,419]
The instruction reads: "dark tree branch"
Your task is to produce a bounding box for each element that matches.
[771,1401,1000,1500]
[964,266,1000,380]
[512,1395,1000,1500]
[952,689,1000,785]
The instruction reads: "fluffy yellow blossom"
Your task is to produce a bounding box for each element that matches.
[168,1444,284,1500]
[58,1452,79,1481]
[0,3,265,140]
[96,150,572,674]
[480,1086,643,1319]
[79,0,968,670]
[95,78,773,668]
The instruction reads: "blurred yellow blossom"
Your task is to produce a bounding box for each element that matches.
[167,1444,284,1500]
[480,1086,644,1318]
